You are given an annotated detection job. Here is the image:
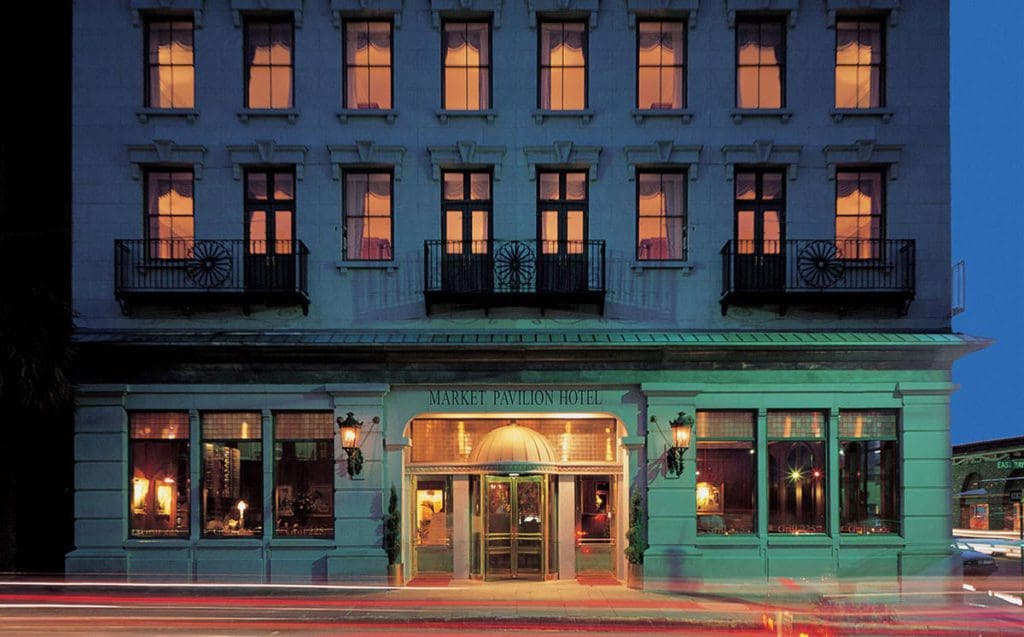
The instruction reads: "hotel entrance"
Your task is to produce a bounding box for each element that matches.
[484,475,546,580]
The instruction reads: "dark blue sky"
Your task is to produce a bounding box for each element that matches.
[950,0,1024,443]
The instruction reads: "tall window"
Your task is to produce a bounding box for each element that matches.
[538,171,587,253]
[735,170,784,255]
[696,412,756,535]
[835,169,883,259]
[768,411,826,534]
[130,412,190,538]
[344,171,393,260]
[245,169,294,255]
[839,410,899,535]
[145,169,194,260]
[637,171,686,260]
[274,413,334,538]
[835,19,884,108]
[443,22,490,110]
[539,22,587,110]
[345,21,393,109]
[145,18,194,108]
[443,171,492,254]
[245,17,293,109]
[736,19,784,109]
[637,21,684,110]
[202,412,263,537]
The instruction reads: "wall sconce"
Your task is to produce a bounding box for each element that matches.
[337,412,364,477]
[666,411,694,477]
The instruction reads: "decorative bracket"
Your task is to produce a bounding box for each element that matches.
[725,0,799,28]
[127,140,207,180]
[623,141,702,180]
[430,0,505,28]
[230,0,305,27]
[523,141,602,181]
[130,0,206,27]
[624,0,699,29]
[823,140,902,180]
[331,0,405,28]
[227,141,309,180]
[721,140,802,180]
[328,142,407,180]
[427,142,508,180]
[526,0,601,29]
[825,0,900,27]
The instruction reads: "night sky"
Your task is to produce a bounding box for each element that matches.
[950,0,1024,443]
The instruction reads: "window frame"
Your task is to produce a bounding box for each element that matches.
[537,20,589,111]
[128,412,191,539]
[441,19,492,111]
[766,410,828,535]
[344,19,394,111]
[243,15,295,110]
[143,167,195,261]
[200,412,265,539]
[342,169,395,261]
[441,169,494,254]
[734,17,786,110]
[635,168,687,261]
[536,169,589,251]
[834,167,886,261]
[838,409,901,536]
[695,410,758,536]
[635,19,686,111]
[733,168,786,256]
[834,17,885,109]
[272,412,335,539]
[244,167,296,256]
[144,16,196,109]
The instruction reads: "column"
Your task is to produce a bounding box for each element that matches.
[558,474,576,579]
[452,475,470,579]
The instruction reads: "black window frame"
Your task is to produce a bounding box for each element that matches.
[343,19,394,110]
[636,168,687,261]
[537,20,589,111]
[441,169,494,251]
[243,15,295,110]
[144,15,196,109]
[734,16,786,109]
[834,17,886,109]
[342,168,395,261]
[536,169,589,247]
[733,168,786,254]
[441,19,493,111]
[244,166,297,256]
[635,19,686,110]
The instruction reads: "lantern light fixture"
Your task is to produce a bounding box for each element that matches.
[337,412,365,477]
[666,411,694,477]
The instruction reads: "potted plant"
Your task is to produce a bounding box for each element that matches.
[624,489,648,590]
[383,485,404,586]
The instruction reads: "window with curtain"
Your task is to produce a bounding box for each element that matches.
[443,21,490,110]
[735,18,784,109]
[145,169,194,260]
[637,21,684,110]
[145,18,194,108]
[835,19,884,108]
[637,171,686,260]
[130,412,190,538]
[696,411,756,535]
[538,21,586,110]
[345,21,393,109]
[768,411,826,534]
[201,412,263,537]
[244,17,293,109]
[344,171,393,260]
[839,410,899,535]
[274,412,334,538]
[245,169,295,255]
[835,169,884,259]
[443,171,492,255]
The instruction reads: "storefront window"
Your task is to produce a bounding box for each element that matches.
[839,410,899,534]
[576,476,614,571]
[274,412,334,538]
[696,411,756,534]
[202,412,263,537]
[768,411,826,534]
[415,477,453,573]
[130,412,190,538]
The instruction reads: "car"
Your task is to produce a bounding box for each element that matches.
[954,541,999,576]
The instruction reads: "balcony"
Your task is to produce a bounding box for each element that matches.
[115,239,309,315]
[424,239,606,314]
[720,239,915,315]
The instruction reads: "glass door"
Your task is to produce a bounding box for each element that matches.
[442,171,492,293]
[734,170,784,291]
[245,168,296,291]
[576,475,614,573]
[537,171,588,293]
[484,475,546,580]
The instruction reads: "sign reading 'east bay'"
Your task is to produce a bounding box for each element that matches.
[427,388,604,407]
[996,459,1024,469]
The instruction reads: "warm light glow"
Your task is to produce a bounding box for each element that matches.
[132,478,149,514]
[156,483,174,516]
[696,482,711,507]
[789,469,803,482]
[241,420,251,439]
[342,428,357,448]
[812,470,821,479]
[672,424,691,448]
[237,500,247,528]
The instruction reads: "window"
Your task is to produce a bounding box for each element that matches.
[539,22,587,110]
[345,21,393,110]
[835,169,883,259]
[696,412,756,535]
[537,171,587,253]
[145,169,194,260]
[637,171,686,260]
[130,412,190,538]
[245,169,295,255]
[274,413,334,538]
[245,17,293,109]
[839,410,899,535]
[443,21,490,110]
[736,19,784,109]
[768,411,826,534]
[443,171,492,254]
[344,171,393,260]
[637,21,684,110]
[145,18,195,108]
[835,19,883,108]
[202,412,263,537]
[734,170,784,256]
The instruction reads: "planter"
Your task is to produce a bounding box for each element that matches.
[387,563,405,587]
[626,562,643,590]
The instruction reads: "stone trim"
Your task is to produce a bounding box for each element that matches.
[127,140,207,180]
[625,0,699,29]
[725,0,799,28]
[331,0,405,28]
[623,141,701,180]
[130,0,206,27]
[523,141,602,181]
[825,0,900,27]
[427,142,508,180]
[823,140,902,180]
[430,0,505,28]
[526,0,601,29]
[721,140,801,180]
[230,0,305,26]
[328,142,407,180]
[227,141,309,180]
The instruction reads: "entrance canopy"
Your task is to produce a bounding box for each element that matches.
[468,422,557,472]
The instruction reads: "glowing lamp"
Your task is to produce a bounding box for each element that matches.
[337,412,365,477]
[666,411,695,477]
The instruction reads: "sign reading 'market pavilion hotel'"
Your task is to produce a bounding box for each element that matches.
[427,388,605,408]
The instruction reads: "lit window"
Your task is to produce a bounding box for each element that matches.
[245,169,295,256]
[145,169,194,260]
[539,22,587,110]
[345,21,393,110]
[245,17,293,109]
[145,18,194,108]
[201,412,263,538]
[344,171,393,260]
[443,22,490,110]
[835,20,884,108]
[130,413,190,538]
[736,19,784,109]
[637,171,686,260]
[637,21,684,110]
[835,170,883,259]
[696,412,756,535]
[768,411,827,534]
[734,170,784,257]
[839,410,900,535]
[274,413,334,538]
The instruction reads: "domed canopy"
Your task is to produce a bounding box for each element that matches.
[467,422,557,471]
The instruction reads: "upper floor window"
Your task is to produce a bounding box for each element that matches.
[736,18,784,109]
[145,18,195,108]
[244,17,294,109]
[443,21,491,110]
[344,171,393,260]
[637,171,686,260]
[130,412,190,538]
[637,21,685,110]
[345,21,393,110]
[443,171,492,253]
[245,168,294,256]
[835,19,884,108]
[145,169,194,260]
[539,21,587,110]
[835,169,884,259]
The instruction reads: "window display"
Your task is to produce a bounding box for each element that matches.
[202,412,263,537]
[130,412,190,538]
[696,411,756,534]
[274,412,334,537]
[839,410,899,534]
[768,411,827,534]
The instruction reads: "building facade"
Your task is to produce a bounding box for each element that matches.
[70,0,985,588]
[953,437,1024,534]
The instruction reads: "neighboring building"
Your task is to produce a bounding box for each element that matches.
[70,0,986,589]
[953,437,1024,534]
